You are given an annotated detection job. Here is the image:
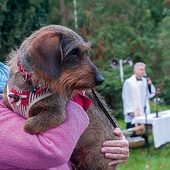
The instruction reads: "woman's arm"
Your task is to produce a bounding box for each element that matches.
[0,100,89,169]
[101,128,129,166]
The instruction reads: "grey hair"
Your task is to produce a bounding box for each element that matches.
[134,62,146,71]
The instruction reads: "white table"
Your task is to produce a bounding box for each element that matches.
[132,110,170,148]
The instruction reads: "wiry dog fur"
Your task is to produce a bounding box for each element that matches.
[3,25,117,170]
[71,90,118,170]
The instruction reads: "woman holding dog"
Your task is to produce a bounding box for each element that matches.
[0,62,129,169]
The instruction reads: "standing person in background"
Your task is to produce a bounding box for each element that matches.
[122,62,156,131]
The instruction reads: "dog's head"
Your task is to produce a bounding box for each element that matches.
[19,25,104,96]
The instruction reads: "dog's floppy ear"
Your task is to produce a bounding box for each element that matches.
[27,32,63,78]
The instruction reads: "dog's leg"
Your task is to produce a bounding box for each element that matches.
[24,95,67,134]
[24,110,67,134]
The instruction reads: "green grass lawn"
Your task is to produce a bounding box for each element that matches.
[117,119,170,170]
[119,142,170,170]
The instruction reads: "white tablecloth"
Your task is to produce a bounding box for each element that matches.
[132,110,170,148]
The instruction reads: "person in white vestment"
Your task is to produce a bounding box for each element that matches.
[122,62,156,132]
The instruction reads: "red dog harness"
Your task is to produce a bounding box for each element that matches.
[7,83,53,118]
[7,83,91,119]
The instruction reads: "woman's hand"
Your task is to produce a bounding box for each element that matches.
[101,128,129,166]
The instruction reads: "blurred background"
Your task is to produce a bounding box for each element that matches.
[1,0,170,169]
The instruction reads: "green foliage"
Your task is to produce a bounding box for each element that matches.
[96,66,123,119]
[0,0,49,61]
[150,100,170,113]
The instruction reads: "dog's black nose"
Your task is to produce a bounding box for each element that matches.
[95,74,104,85]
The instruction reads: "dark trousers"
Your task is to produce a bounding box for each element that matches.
[126,122,135,129]
[126,123,136,137]
[126,122,148,141]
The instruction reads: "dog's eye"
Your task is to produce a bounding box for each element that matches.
[70,48,78,57]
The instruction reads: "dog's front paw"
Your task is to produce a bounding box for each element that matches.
[24,117,43,134]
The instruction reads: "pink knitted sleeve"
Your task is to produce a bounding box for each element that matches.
[0,100,89,169]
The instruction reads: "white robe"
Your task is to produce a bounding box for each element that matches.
[122,74,156,123]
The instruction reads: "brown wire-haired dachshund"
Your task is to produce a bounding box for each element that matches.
[3,25,117,170]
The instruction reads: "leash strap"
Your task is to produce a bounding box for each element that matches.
[91,89,117,128]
